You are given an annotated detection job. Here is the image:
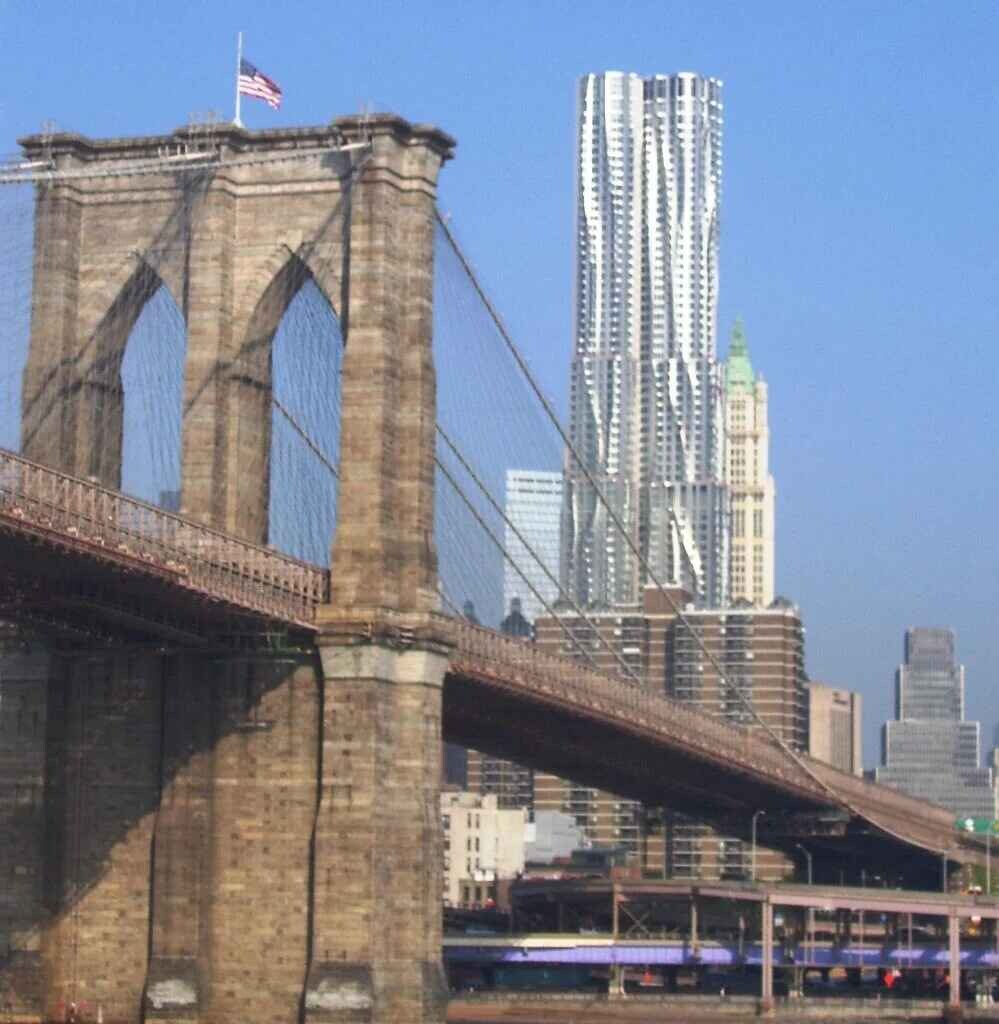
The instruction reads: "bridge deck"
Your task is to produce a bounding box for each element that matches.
[0,446,978,866]
[0,447,327,631]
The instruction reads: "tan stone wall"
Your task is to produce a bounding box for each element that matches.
[0,645,49,1018]
[15,113,456,1024]
[199,655,319,1024]
[41,652,163,1023]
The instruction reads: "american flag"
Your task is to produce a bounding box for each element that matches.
[238,58,283,110]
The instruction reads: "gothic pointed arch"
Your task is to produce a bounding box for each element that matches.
[226,249,343,546]
[22,255,184,490]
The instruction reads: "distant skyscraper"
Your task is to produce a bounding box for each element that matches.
[503,470,562,625]
[562,71,728,609]
[808,682,863,775]
[876,628,994,818]
[725,321,775,606]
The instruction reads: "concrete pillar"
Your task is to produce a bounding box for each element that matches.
[326,118,453,615]
[759,898,774,1012]
[948,913,962,1014]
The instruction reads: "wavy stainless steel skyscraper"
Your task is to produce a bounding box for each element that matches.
[562,71,728,608]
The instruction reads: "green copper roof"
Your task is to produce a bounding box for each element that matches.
[726,319,755,394]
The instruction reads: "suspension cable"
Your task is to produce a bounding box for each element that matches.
[436,422,644,686]
[273,396,338,479]
[433,454,600,670]
[434,209,920,848]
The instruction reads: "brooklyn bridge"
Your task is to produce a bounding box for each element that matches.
[0,114,983,1023]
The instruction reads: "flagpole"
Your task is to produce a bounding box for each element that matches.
[234,31,243,127]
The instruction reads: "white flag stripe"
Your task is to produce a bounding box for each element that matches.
[238,58,282,110]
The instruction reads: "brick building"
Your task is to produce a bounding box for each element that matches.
[531,589,809,881]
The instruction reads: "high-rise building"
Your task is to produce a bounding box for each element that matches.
[808,682,863,775]
[561,71,728,610]
[503,470,563,626]
[876,628,994,818]
[725,321,775,606]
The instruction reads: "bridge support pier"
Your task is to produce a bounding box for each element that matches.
[144,657,214,1023]
[947,912,962,1020]
[0,642,49,1021]
[306,629,449,1023]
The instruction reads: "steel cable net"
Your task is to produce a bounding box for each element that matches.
[431,214,940,871]
[267,279,343,566]
[0,184,35,453]
[434,216,650,677]
[433,219,565,631]
[0,164,348,567]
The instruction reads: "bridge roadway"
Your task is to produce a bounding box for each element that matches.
[0,446,978,876]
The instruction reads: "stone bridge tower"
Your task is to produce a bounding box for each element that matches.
[2,115,454,1023]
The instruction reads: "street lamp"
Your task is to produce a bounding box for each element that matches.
[751,810,766,883]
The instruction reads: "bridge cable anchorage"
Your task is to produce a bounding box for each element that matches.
[436,211,937,853]
[435,422,643,687]
[433,453,601,671]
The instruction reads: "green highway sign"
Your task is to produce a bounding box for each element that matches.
[955,817,999,834]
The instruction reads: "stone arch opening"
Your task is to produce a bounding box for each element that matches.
[229,251,343,552]
[79,260,186,493]
[119,283,186,508]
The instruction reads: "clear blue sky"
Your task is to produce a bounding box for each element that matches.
[3,0,997,767]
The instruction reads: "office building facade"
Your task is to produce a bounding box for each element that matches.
[808,682,863,775]
[441,792,527,907]
[503,470,563,625]
[725,321,775,606]
[876,628,994,818]
[562,71,728,610]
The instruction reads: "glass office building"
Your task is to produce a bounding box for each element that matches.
[876,628,994,819]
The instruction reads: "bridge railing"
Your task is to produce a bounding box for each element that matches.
[806,758,957,846]
[0,447,328,626]
[450,619,823,799]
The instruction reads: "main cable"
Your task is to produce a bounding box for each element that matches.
[436,422,643,686]
[435,209,931,851]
